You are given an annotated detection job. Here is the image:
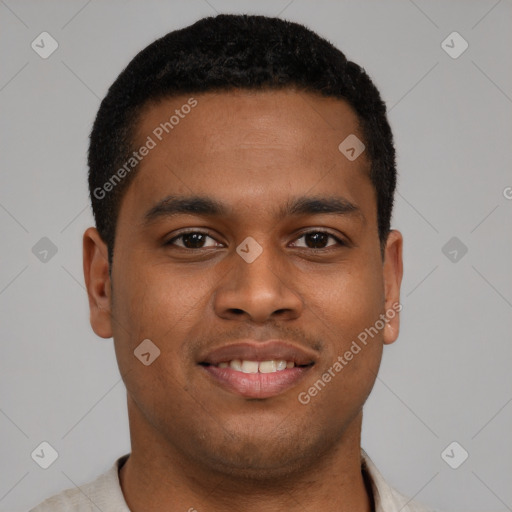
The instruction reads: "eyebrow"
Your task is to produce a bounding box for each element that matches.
[142,194,365,226]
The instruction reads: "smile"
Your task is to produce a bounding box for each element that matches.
[214,359,295,373]
[198,339,318,399]
[200,363,313,399]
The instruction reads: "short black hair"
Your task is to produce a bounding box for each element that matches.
[88,14,396,268]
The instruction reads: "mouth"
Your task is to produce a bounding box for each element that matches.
[198,340,317,399]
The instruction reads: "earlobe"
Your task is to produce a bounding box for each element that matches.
[83,227,113,339]
[382,229,403,345]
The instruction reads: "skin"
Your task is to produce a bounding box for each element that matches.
[83,89,403,512]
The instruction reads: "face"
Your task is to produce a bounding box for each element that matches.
[84,89,403,478]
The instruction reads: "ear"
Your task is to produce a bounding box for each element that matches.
[382,229,403,345]
[83,227,113,339]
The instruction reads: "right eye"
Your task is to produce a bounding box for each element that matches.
[164,231,224,250]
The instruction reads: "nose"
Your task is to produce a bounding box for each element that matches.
[213,241,303,324]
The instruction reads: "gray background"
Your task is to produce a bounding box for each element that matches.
[1,0,511,511]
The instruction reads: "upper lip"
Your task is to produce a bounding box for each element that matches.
[199,340,318,366]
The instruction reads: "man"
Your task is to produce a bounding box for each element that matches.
[31,13,433,512]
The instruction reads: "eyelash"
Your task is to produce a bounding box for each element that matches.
[165,229,346,250]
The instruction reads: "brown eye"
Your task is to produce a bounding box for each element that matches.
[292,231,344,249]
[166,231,220,249]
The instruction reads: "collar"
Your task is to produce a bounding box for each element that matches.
[113,450,431,512]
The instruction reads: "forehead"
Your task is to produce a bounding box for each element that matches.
[120,89,374,225]
[135,88,365,161]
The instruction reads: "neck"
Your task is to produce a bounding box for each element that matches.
[119,399,372,512]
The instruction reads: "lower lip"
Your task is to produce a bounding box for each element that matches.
[201,365,312,399]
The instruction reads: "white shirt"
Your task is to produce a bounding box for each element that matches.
[30,450,434,511]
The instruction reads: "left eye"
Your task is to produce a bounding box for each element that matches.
[291,231,344,249]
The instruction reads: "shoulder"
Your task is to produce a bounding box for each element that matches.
[29,455,130,512]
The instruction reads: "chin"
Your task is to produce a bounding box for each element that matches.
[178,421,340,483]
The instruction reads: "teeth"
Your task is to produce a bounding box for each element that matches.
[276,360,287,371]
[259,360,277,373]
[219,360,295,373]
[241,360,259,374]
[230,359,242,371]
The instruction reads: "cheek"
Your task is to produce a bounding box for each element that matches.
[114,257,210,328]
[303,261,385,401]
[110,259,215,378]
[302,273,384,420]
[308,263,384,341]
[109,263,201,421]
